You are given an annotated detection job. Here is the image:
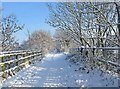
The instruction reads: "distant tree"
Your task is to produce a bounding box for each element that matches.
[27,30,54,54]
[1,15,24,51]
[54,28,79,52]
[20,40,29,50]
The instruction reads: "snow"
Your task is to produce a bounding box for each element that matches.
[0,83,2,89]
[80,46,85,48]
[1,53,119,87]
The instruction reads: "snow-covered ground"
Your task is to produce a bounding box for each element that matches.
[1,53,119,87]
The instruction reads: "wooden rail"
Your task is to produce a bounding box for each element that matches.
[0,50,30,54]
[79,47,120,50]
[0,51,42,79]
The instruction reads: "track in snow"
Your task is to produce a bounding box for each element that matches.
[1,53,118,87]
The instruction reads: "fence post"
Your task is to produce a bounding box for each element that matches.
[80,47,83,55]
[8,56,10,70]
[92,47,95,56]
[1,56,6,78]
[1,57,5,72]
[15,55,18,67]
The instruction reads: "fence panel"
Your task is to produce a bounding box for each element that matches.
[0,51,42,80]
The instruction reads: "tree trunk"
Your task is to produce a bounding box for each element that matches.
[114,2,120,63]
[114,2,120,80]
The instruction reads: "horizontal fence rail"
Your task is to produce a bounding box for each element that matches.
[69,47,120,73]
[79,47,120,50]
[0,50,42,80]
[0,50,30,55]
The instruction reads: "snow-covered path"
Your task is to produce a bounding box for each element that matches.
[2,53,118,87]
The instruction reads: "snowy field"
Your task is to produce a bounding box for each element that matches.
[1,53,119,88]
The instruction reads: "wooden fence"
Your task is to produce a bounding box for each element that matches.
[0,50,42,79]
[0,50,30,54]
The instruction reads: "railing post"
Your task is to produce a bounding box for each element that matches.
[7,56,10,70]
[92,47,95,56]
[1,56,6,78]
[15,54,18,67]
[23,53,26,63]
[80,47,83,55]
[1,57,5,72]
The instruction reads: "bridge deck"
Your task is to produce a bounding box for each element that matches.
[1,53,118,87]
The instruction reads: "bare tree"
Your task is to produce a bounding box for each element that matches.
[54,28,79,52]
[28,30,54,54]
[47,3,89,46]
[47,2,120,68]
[1,15,24,51]
[48,2,120,48]
[113,2,120,63]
